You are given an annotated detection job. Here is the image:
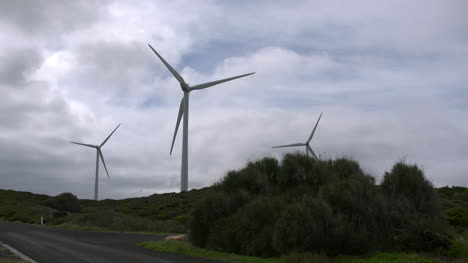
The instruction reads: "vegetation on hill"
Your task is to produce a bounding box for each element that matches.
[189,153,460,258]
[437,186,468,228]
[44,192,81,213]
[0,188,210,233]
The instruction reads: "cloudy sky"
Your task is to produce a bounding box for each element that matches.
[0,0,466,199]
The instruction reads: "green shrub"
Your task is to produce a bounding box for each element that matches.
[30,206,55,217]
[272,197,333,254]
[446,207,468,227]
[446,239,468,260]
[190,190,250,247]
[208,197,284,257]
[278,153,314,188]
[52,211,67,218]
[44,193,81,213]
[246,157,280,185]
[332,158,366,180]
[381,162,440,217]
[214,157,279,196]
[215,169,269,195]
[190,154,448,257]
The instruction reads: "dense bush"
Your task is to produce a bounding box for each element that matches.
[44,192,81,213]
[446,208,468,227]
[190,154,449,257]
[207,196,284,257]
[190,190,250,247]
[273,197,334,254]
[381,162,440,217]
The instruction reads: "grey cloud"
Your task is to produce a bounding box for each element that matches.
[0,49,42,85]
[0,81,88,140]
[186,0,468,58]
[72,41,154,95]
[0,0,107,35]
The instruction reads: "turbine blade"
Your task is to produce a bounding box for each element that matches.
[101,124,121,147]
[190,72,255,91]
[98,150,110,178]
[272,143,306,148]
[70,142,96,148]
[170,97,184,155]
[308,145,318,159]
[148,44,185,84]
[307,112,323,143]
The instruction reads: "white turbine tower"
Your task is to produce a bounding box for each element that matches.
[71,124,120,200]
[273,113,323,159]
[148,44,255,192]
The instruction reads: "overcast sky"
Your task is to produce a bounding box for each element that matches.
[0,0,466,199]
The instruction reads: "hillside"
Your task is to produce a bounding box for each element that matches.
[0,162,467,238]
[0,187,210,233]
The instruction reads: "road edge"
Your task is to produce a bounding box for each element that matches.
[0,241,38,263]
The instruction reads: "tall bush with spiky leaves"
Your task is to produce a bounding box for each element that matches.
[382,162,440,217]
[190,154,448,257]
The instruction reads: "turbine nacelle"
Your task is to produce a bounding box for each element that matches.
[180,83,190,92]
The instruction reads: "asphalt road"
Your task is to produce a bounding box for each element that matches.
[0,221,220,263]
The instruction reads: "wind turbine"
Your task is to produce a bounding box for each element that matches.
[273,113,323,159]
[71,124,120,200]
[148,43,255,192]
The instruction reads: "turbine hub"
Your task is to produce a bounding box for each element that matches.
[180,83,190,92]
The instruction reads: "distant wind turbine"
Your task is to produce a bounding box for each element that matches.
[71,124,120,200]
[148,43,255,192]
[273,113,323,159]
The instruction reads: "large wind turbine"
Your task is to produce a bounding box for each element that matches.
[273,113,323,159]
[71,124,120,200]
[148,44,255,192]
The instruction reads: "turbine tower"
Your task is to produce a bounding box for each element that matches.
[148,44,255,192]
[273,113,323,159]
[71,124,120,200]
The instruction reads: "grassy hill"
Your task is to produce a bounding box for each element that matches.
[0,187,210,233]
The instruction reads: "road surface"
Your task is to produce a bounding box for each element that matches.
[0,221,220,263]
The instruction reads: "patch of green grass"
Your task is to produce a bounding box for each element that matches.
[281,252,330,263]
[53,223,109,232]
[139,240,282,263]
[140,241,445,263]
[334,252,443,263]
[53,223,178,235]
